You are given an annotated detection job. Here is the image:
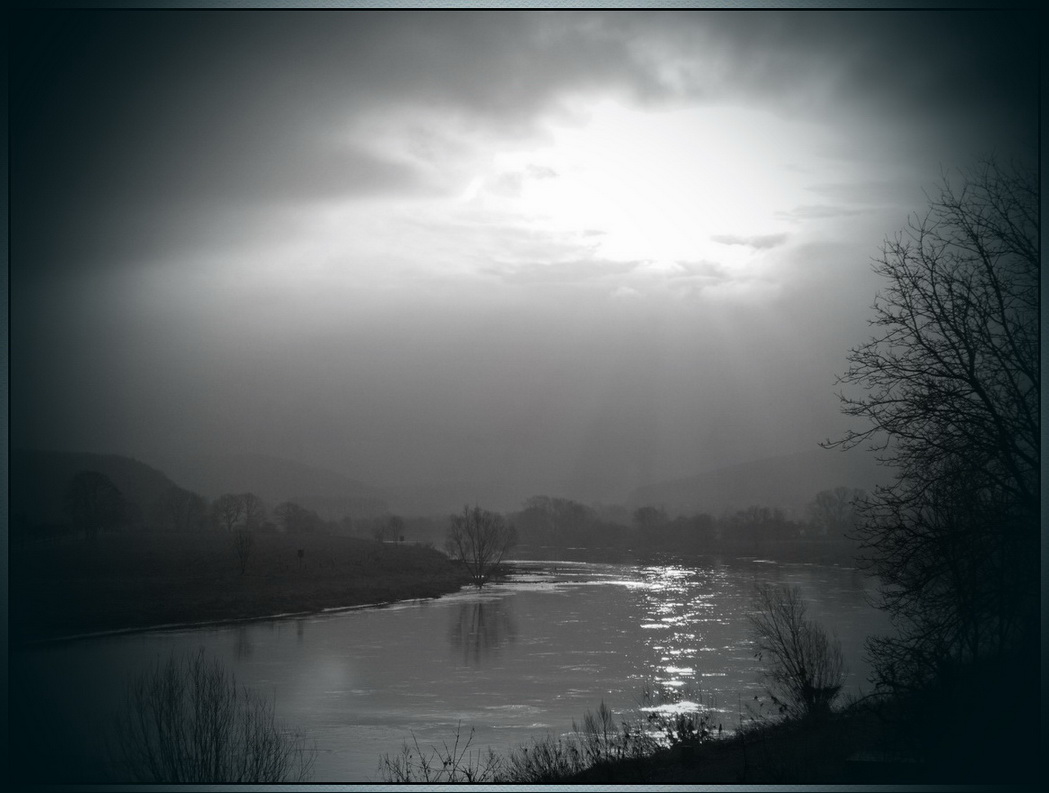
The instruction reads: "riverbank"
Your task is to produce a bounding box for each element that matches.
[558,703,917,784]
[376,695,928,785]
[382,687,1037,786]
[556,689,1038,786]
[521,644,1041,787]
[9,532,473,645]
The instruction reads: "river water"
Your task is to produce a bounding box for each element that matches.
[9,555,890,783]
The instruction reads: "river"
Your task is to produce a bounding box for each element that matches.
[9,555,891,783]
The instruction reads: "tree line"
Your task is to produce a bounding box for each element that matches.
[507,488,866,555]
[11,473,354,544]
[18,468,865,564]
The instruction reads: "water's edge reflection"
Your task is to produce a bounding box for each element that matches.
[10,556,889,784]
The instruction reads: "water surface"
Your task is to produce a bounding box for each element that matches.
[9,556,889,783]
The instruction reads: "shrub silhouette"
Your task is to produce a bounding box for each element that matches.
[110,649,314,783]
[748,583,846,720]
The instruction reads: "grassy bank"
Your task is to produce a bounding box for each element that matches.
[557,704,908,785]
[9,531,473,644]
[377,697,906,785]
[381,688,1039,786]
[557,689,1039,786]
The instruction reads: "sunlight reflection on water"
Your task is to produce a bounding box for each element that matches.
[11,556,891,784]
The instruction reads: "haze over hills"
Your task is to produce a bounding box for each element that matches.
[627,447,890,518]
[12,445,889,528]
[365,447,891,518]
[382,479,552,518]
[148,452,389,520]
[9,449,183,526]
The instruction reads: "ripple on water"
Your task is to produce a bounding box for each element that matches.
[12,556,892,784]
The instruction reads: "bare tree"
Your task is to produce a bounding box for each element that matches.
[212,493,245,533]
[152,486,210,533]
[372,514,404,543]
[748,583,846,720]
[110,650,314,783]
[240,492,266,531]
[824,157,1039,691]
[632,505,668,532]
[388,514,405,543]
[273,501,321,534]
[444,505,517,588]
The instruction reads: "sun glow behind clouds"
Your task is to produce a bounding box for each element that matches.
[268,97,853,308]
[473,100,832,273]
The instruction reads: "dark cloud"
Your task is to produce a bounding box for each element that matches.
[10,10,678,280]
[666,10,1037,143]
[711,233,789,250]
[13,9,1036,279]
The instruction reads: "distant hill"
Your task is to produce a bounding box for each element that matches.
[147,452,388,519]
[627,448,891,518]
[9,449,183,527]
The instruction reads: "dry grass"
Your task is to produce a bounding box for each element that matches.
[10,531,472,643]
[563,703,917,785]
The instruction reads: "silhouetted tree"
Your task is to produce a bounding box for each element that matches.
[240,492,266,531]
[212,493,245,533]
[748,583,846,720]
[273,501,322,534]
[445,505,517,588]
[807,487,865,538]
[213,492,265,534]
[632,505,668,532]
[376,514,405,543]
[826,157,1039,691]
[274,501,300,533]
[723,505,798,547]
[514,496,597,546]
[63,470,125,541]
[152,486,209,533]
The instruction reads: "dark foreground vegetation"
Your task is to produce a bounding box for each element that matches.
[110,650,316,784]
[9,531,472,644]
[560,654,1037,785]
[378,651,1038,786]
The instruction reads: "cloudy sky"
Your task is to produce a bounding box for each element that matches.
[11,9,1039,505]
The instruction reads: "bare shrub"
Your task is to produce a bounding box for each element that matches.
[638,684,719,748]
[110,650,314,783]
[504,698,686,782]
[504,731,589,783]
[377,722,502,783]
[444,504,517,588]
[380,693,722,785]
[748,583,846,720]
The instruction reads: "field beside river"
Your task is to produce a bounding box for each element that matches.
[9,532,473,644]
